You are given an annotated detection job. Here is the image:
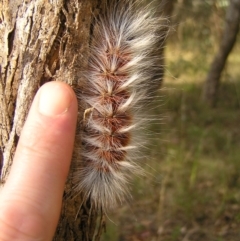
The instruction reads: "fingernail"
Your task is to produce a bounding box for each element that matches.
[38,83,73,116]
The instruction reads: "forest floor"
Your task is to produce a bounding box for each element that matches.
[102,41,240,241]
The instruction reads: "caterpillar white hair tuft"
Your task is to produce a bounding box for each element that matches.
[75,0,168,211]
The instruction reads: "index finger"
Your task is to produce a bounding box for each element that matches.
[0,82,78,241]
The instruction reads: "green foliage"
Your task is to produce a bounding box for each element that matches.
[102,82,240,241]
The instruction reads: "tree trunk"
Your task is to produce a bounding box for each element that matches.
[202,0,240,107]
[0,0,105,240]
[149,0,175,91]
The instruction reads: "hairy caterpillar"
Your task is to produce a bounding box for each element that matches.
[75,0,167,211]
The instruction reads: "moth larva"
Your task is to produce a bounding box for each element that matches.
[75,0,167,211]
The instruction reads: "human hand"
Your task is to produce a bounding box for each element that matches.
[0,82,78,241]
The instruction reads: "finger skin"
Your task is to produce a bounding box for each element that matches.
[0,82,78,241]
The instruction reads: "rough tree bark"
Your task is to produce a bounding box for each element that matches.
[0,0,105,240]
[202,0,240,107]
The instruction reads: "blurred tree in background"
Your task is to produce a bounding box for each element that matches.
[167,0,239,107]
[202,0,240,106]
